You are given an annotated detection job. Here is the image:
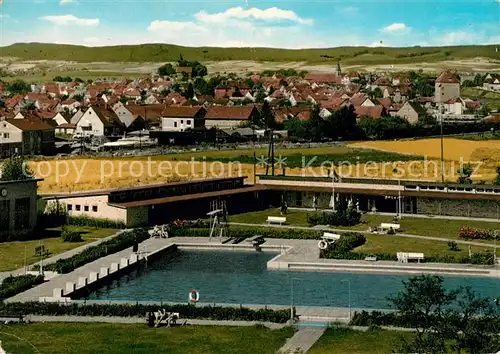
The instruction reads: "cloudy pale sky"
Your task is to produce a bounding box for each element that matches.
[0,0,499,48]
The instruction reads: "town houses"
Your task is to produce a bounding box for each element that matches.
[0,66,492,156]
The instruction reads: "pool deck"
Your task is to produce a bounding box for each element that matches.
[6,235,499,322]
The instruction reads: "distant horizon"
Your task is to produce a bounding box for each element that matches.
[1,1,499,48]
[3,42,499,51]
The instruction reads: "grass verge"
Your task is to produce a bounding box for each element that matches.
[308,327,414,354]
[0,323,294,354]
[0,227,118,272]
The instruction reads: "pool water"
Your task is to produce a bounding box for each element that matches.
[85,250,500,309]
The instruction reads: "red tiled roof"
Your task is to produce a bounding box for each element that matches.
[176,66,193,73]
[435,70,459,84]
[377,97,392,110]
[57,123,76,128]
[6,118,55,131]
[355,105,385,119]
[205,106,256,120]
[161,106,205,118]
[304,74,341,84]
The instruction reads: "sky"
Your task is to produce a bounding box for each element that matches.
[0,0,499,48]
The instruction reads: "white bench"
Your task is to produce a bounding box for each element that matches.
[380,223,401,232]
[397,252,424,263]
[267,216,286,225]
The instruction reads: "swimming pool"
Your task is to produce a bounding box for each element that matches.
[84,250,500,309]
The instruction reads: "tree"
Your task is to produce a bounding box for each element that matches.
[6,80,31,95]
[306,105,325,142]
[0,99,5,108]
[192,64,208,78]
[183,83,194,99]
[391,275,500,354]
[494,167,500,185]
[73,93,84,102]
[0,156,34,181]
[441,287,500,354]
[74,77,83,83]
[457,163,473,184]
[372,87,383,99]
[254,86,267,104]
[259,101,277,129]
[325,105,358,140]
[390,275,458,353]
[157,63,176,76]
[284,117,308,139]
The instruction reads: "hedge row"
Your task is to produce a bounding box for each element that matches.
[0,275,44,301]
[41,229,149,274]
[0,302,292,323]
[68,216,127,229]
[170,226,322,240]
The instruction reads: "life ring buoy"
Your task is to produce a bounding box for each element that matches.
[318,240,329,250]
[189,290,200,303]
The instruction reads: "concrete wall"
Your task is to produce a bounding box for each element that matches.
[48,195,127,223]
[205,119,243,129]
[161,117,194,132]
[416,197,500,219]
[75,107,105,136]
[435,83,460,103]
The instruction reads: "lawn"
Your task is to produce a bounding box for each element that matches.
[0,323,294,354]
[309,327,414,354]
[229,208,499,243]
[0,227,118,272]
[357,234,490,258]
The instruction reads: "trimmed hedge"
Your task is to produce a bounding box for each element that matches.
[0,302,292,323]
[320,232,366,259]
[170,226,322,240]
[42,229,148,274]
[68,216,127,229]
[307,208,361,227]
[0,275,44,300]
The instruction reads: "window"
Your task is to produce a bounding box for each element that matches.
[84,205,89,212]
[3,133,9,139]
[174,121,177,128]
[92,205,98,212]
[75,205,81,211]
[187,120,191,125]
[14,198,30,229]
[67,204,73,211]
[181,120,183,124]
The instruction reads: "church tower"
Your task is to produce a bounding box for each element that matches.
[335,61,342,76]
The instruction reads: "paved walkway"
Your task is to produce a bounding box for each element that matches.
[230,222,500,249]
[279,327,326,353]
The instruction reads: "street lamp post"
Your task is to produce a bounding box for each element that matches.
[494,230,499,265]
[290,278,302,323]
[341,279,351,322]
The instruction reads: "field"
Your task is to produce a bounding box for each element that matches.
[309,327,414,354]
[1,43,500,82]
[30,146,429,193]
[229,208,498,244]
[0,323,294,354]
[0,227,118,272]
[350,138,500,182]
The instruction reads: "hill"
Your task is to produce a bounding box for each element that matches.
[1,42,499,64]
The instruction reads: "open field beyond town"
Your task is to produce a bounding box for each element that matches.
[0,227,118,272]
[1,43,500,82]
[0,323,294,354]
[30,138,500,193]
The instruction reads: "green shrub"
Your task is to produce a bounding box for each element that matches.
[0,275,44,300]
[68,216,126,229]
[0,302,291,323]
[169,226,321,240]
[42,229,148,273]
[61,226,83,243]
[307,208,361,227]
